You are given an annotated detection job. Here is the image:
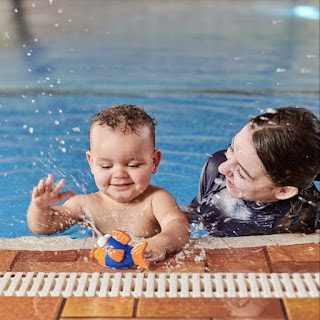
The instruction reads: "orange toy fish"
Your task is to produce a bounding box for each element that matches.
[90,230,149,269]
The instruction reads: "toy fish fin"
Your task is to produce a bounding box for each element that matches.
[131,241,149,269]
[107,248,125,262]
[112,230,131,245]
[90,246,106,266]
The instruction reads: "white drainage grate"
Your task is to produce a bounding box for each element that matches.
[0,272,319,298]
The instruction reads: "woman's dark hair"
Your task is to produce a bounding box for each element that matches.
[250,106,320,189]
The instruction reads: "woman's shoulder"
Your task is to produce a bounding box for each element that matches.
[200,150,227,183]
[207,150,227,165]
[201,150,227,173]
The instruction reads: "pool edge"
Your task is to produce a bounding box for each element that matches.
[0,233,318,251]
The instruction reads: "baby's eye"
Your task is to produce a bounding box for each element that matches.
[101,165,112,169]
[128,164,140,168]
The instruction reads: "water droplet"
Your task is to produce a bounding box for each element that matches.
[214,178,223,185]
[267,108,278,114]
[301,68,311,73]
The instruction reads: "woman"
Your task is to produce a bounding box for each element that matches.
[188,106,320,237]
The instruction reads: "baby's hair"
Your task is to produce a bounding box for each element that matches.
[89,104,157,146]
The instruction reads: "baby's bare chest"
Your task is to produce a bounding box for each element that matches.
[85,201,160,237]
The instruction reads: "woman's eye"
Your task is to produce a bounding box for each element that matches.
[237,169,246,179]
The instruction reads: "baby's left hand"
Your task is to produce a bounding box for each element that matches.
[144,239,167,263]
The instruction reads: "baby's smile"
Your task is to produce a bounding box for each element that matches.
[110,183,133,190]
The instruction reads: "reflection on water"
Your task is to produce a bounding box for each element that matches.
[0,0,319,238]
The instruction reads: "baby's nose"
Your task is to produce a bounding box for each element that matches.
[113,166,128,177]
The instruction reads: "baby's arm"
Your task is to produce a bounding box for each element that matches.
[27,174,80,234]
[145,189,190,263]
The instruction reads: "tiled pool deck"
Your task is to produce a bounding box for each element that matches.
[0,233,319,319]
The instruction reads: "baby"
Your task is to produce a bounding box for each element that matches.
[27,104,190,263]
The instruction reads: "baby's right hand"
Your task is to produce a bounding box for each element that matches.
[31,174,75,209]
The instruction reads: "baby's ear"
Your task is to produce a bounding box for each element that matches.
[274,186,298,200]
[86,151,94,171]
[152,149,162,173]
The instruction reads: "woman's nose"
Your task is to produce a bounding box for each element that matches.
[218,158,235,177]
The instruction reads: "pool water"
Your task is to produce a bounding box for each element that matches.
[0,0,319,238]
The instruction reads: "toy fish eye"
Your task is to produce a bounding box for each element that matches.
[97,236,108,248]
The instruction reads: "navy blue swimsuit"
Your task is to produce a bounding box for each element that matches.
[190,150,320,237]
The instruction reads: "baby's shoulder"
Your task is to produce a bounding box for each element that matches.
[146,185,175,200]
[65,192,101,208]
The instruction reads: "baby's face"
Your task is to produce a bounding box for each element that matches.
[87,124,158,203]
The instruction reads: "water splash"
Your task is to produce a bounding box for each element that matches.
[81,208,102,237]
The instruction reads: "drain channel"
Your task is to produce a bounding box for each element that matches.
[0,272,319,298]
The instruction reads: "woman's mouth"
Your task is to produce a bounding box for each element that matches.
[226,179,236,189]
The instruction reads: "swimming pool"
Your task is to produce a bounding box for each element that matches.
[0,0,319,238]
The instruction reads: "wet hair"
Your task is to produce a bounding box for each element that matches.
[89,104,157,146]
[250,106,320,189]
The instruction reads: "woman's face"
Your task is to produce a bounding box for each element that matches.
[218,124,279,203]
